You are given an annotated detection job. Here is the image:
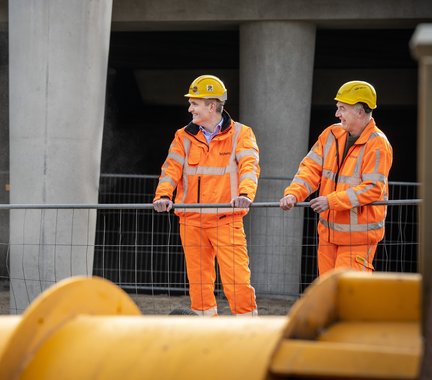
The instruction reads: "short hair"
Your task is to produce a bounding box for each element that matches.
[356,102,373,114]
[204,99,225,113]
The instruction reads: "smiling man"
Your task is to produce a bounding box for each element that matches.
[280,81,393,276]
[153,75,260,316]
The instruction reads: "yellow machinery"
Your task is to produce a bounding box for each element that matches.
[0,271,422,379]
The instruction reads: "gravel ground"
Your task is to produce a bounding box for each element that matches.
[0,280,294,316]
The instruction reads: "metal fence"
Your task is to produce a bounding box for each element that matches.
[0,175,419,315]
[95,175,419,295]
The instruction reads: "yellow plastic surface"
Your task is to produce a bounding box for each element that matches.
[0,276,140,380]
[268,270,422,379]
[19,316,287,380]
[337,272,421,322]
[271,339,420,379]
[0,271,423,380]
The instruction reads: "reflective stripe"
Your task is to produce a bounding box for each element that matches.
[240,172,258,183]
[356,252,375,271]
[319,217,384,232]
[192,306,218,317]
[362,173,387,183]
[323,133,335,160]
[370,131,389,143]
[346,187,360,207]
[374,148,380,174]
[158,176,176,188]
[356,183,374,196]
[235,308,258,316]
[178,207,236,214]
[350,207,358,225]
[236,149,259,162]
[322,169,336,182]
[185,166,231,176]
[338,175,361,186]
[230,123,241,199]
[291,177,314,196]
[306,149,322,165]
[166,151,185,166]
[181,137,192,203]
[354,145,365,177]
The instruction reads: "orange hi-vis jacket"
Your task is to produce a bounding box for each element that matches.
[284,118,393,245]
[154,111,260,227]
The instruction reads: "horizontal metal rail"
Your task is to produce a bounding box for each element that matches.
[0,199,422,209]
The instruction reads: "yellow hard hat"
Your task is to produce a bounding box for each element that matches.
[184,75,227,101]
[334,80,377,110]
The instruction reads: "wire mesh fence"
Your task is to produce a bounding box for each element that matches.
[0,175,419,315]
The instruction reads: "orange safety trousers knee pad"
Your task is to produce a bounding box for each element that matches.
[179,221,257,314]
[318,239,377,275]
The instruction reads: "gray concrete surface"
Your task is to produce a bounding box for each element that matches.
[240,22,316,295]
[8,0,112,312]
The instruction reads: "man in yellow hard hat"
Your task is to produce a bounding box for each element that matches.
[153,75,260,316]
[280,80,393,275]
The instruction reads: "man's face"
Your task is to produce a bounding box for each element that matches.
[188,98,211,125]
[335,101,361,134]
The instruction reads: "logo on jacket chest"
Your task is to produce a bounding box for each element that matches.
[219,152,231,156]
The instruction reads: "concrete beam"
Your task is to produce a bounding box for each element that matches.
[111,0,432,31]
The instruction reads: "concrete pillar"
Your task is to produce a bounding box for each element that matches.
[240,22,316,296]
[410,23,432,380]
[8,0,112,313]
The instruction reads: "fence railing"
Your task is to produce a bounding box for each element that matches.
[0,175,419,315]
[0,199,419,315]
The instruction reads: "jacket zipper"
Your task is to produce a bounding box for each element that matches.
[197,176,201,203]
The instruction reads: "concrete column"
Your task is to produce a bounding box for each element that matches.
[240,22,316,296]
[410,23,432,379]
[9,0,112,312]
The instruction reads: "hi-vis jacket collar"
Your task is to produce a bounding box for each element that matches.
[331,118,377,145]
[185,110,232,136]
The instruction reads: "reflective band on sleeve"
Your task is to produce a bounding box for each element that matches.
[236,149,259,162]
[158,176,177,188]
[362,173,387,183]
[356,183,374,196]
[306,149,322,165]
[166,151,185,165]
[240,172,258,183]
[319,217,384,232]
[230,123,242,199]
[323,133,335,160]
[291,177,314,195]
[375,148,380,174]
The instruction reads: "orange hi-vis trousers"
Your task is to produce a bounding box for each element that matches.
[179,220,257,315]
[318,238,377,275]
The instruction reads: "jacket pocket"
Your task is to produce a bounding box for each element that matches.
[188,145,201,165]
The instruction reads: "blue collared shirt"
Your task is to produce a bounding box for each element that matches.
[199,118,223,144]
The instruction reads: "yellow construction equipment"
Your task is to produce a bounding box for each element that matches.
[0,270,422,379]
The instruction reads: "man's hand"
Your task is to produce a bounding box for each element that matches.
[153,198,173,212]
[280,194,297,211]
[309,196,329,213]
[231,195,252,208]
